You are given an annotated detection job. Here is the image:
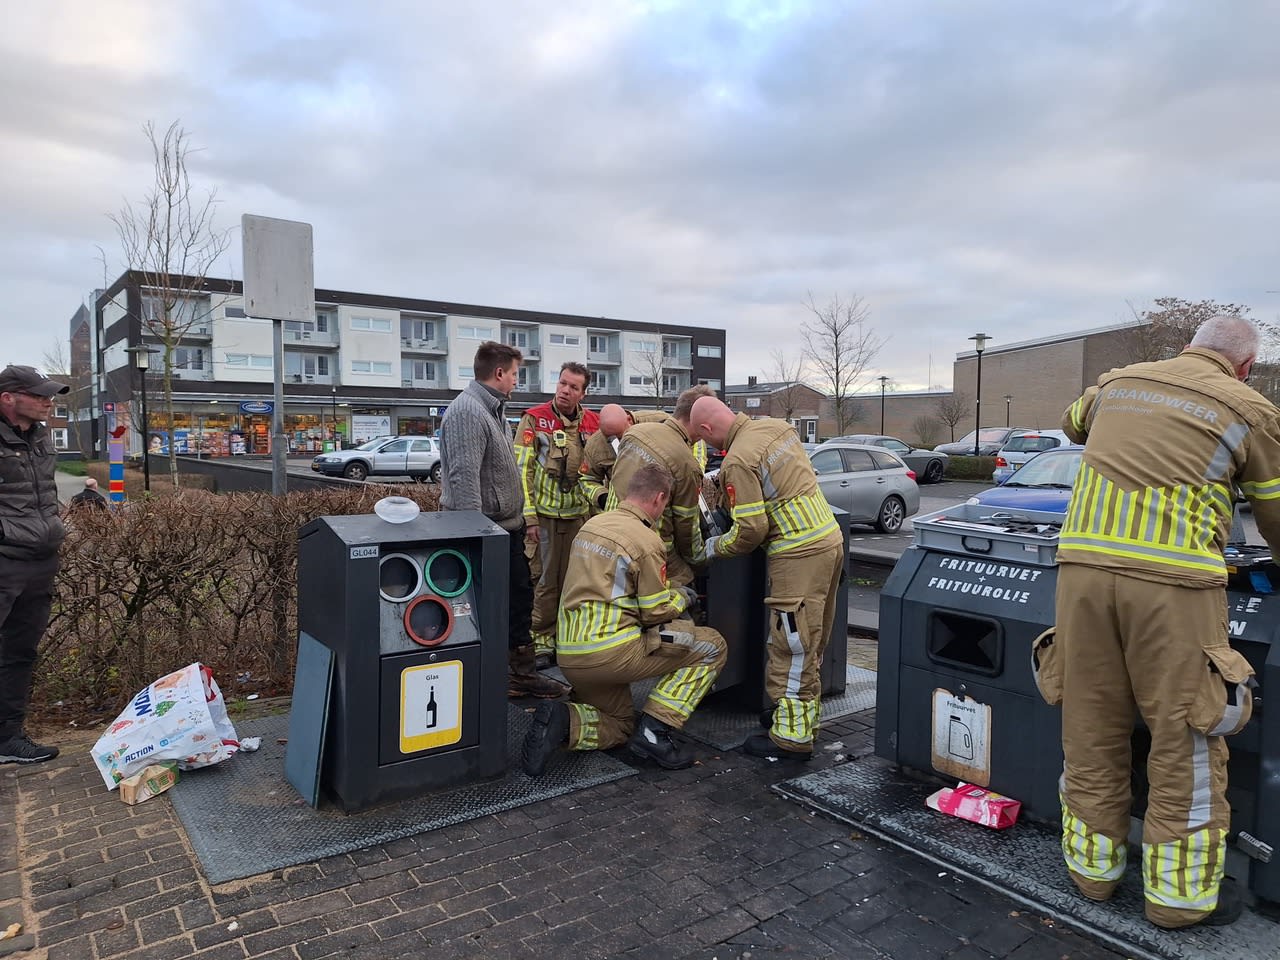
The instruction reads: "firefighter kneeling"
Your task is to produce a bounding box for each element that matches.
[521,462,727,776]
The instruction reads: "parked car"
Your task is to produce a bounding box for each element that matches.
[828,434,948,484]
[311,435,442,482]
[966,446,1083,512]
[934,427,1037,457]
[809,442,921,533]
[991,429,1072,484]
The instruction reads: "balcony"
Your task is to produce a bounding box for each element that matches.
[170,368,213,382]
[186,325,213,339]
[587,350,622,366]
[401,338,448,355]
[289,374,334,385]
[401,378,444,390]
[661,352,693,370]
[288,329,337,346]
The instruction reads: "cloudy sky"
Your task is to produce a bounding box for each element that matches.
[4,0,1280,392]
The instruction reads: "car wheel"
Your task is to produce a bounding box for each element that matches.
[923,459,944,484]
[875,495,906,534]
[429,463,441,484]
[342,462,368,481]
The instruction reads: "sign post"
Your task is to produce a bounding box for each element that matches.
[242,215,315,495]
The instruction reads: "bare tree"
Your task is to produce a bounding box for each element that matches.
[41,337,71,377]
[1118,297,1255,364]
[630,331,671,404]
[911,415,943,450]
[765,348,809,424]
[800,293,885,435]
[934,390,971,442]
[111,121,231,487]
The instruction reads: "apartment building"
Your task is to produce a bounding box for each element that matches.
[81,272,726,457]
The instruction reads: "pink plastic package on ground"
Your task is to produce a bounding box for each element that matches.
[926,782,1022,830]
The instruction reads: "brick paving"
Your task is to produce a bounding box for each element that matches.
[1,708,1127,959]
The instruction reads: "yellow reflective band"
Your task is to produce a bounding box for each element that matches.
[733,501,767,519]
[771,696,820,746]
[568,702,600,751]
[649,665,717,719]
[1143,829,1225,912]
[1069,397,1086,433]
[1060,803,1126,883]
[1240,478,1280,500]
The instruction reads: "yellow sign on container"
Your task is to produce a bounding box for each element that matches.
[400,661,463,753]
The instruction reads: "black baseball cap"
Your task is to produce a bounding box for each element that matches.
[0,365,70,397]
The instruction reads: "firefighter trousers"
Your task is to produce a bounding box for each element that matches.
[530,515,586,647]
[560,622,726,751]
[762,532,844,754]
[1056,564,1249,929]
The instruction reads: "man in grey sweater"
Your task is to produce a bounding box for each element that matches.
[439,342,569,699]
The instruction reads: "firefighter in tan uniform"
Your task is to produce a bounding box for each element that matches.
[689,396,844,761]
[514,362,600,656]
[1049,315,1280,929]
[579,404,669,512]
[521,462,727,776]
[606,386,713,588]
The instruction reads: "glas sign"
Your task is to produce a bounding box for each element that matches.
[239,400,274,414]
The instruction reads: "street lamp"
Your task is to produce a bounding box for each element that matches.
[125,344,160,491]
[331,386,338,450]
[878,375,890,434]
[1003,393,1013,428]
[968,333,990,456]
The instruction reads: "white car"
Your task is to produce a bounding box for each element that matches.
[992,430,1071,484]
[810,442,921,533]
[311,436,441,482]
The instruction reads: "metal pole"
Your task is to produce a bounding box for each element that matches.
[140,367,151,492]
[973,351,982,457]
[332,386,337,449]
[1004,394,1012,428]
[878,375,889,434]
[271,318,287,495]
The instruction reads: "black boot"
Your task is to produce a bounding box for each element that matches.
[508,644,571,699]
[742,731,812,762]
[1201,878,1243,927]
[0,731,59,765]
[759,705,776,729]
[521,701,570,777]
[628,714,693,770]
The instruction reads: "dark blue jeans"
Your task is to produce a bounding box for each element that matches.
[0,554,58,738]
[507,523,534,651]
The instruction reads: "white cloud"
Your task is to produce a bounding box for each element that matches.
[3,0,1280,390]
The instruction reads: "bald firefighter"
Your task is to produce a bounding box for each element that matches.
[1050,314,1280,929]
[690,396,843,761]
[514,362,600,656]
[606,385,714,588]
[521,462,727,775]
[579,404,670,512]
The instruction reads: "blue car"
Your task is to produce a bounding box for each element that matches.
[966,446,1083,514]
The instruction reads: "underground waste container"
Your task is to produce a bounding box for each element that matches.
[877,503,1280,902]
[703,506,851,709]
[294,508,508,812]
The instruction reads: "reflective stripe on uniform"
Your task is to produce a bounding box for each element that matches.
[516,437,590,519]
[1061,801,1127,884]
[1143,829,1226,913]
[716,492,837,558]
[647,632,721,720]
[557,602,643,655]
[1239,477,1280,500]
[1068,396,1088,434]
[1060,463,1229,575]
[772,696,819,747]
[568,702,601,751]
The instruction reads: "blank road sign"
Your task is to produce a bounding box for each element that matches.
[242,214,315,323]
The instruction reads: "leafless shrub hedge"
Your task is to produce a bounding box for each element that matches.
[37,484,440,719]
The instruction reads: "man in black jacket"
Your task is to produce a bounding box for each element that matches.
[70,477,108,511]
[0,365,68,764]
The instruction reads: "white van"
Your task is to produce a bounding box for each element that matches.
[992,429,1071,484]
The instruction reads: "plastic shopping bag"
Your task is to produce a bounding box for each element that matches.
[91,663,240,790]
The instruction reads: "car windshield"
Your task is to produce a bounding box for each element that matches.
[1003,435,1058,453]
[355,436,392,451]
[978,428,1010,442]
[1003,450,1082,488]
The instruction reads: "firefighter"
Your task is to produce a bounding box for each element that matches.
[514,362,600,657]
[579,404,669,512]
[1050,314,1280,929]
[521,462,726,776]
[606,385,714,588]
[689,396,843,761]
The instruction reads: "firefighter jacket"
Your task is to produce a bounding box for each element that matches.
[0,414,65,561]
[514,401,600,522]
[608,418,706,569]
[706,413,839,560]
[579,410,670,509]
[1060,347,1280,587]
[557,501,691,655]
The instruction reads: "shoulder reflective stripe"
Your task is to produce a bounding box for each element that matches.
[1069,397,1086,432]
[1205,422,1250,482]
